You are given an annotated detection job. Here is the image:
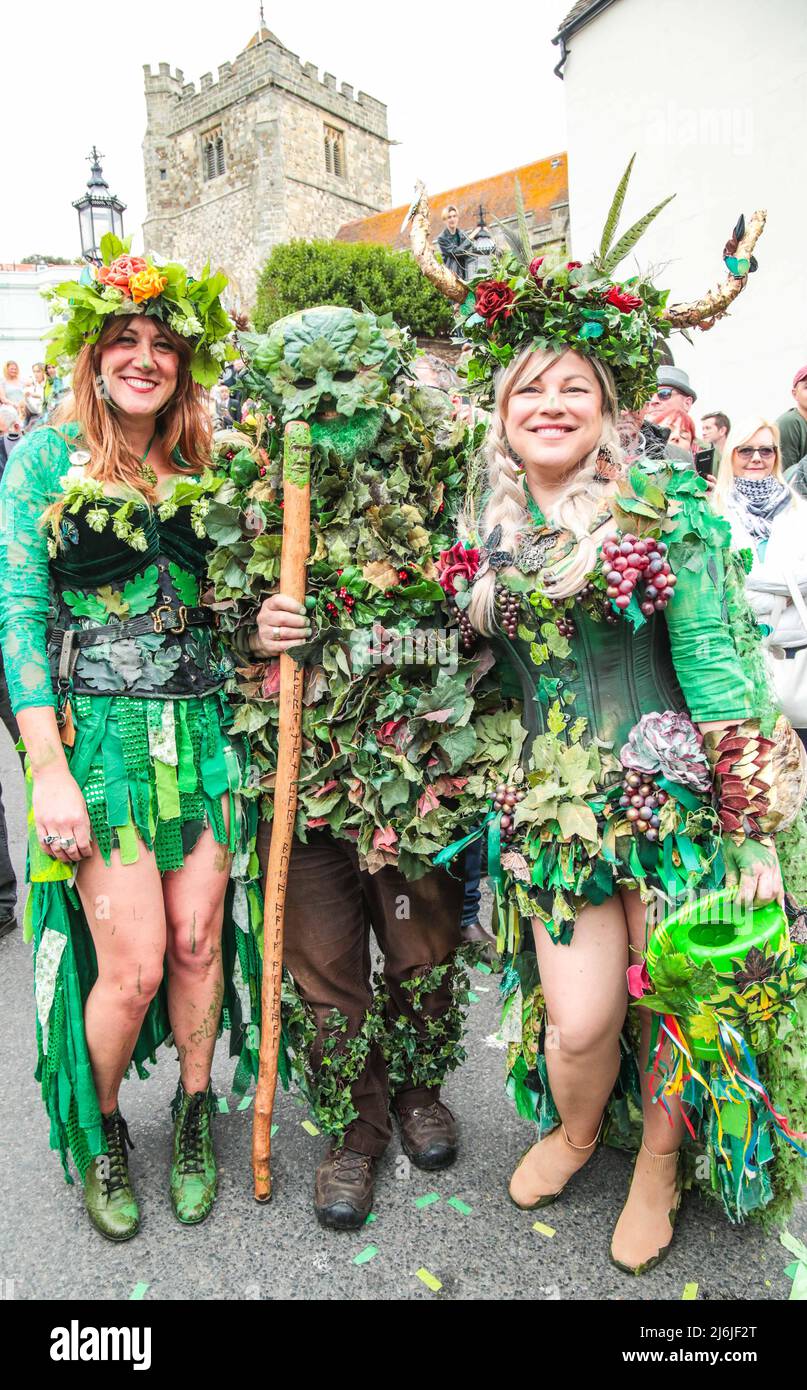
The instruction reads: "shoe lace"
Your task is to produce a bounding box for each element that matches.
[400,1102,450,1135]
[101,1112,134,1199]
[177,1092,208,1175]
[331,1149,371,1184]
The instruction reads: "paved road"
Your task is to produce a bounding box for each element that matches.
[0,727,802,1302]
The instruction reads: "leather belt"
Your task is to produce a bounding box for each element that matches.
[50,604,214,652]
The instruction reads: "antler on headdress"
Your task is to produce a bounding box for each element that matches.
[662,210,766,329]
[404,181,468,304]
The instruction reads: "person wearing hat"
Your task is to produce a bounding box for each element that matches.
[642,365,696,426]
[777,365,807,474]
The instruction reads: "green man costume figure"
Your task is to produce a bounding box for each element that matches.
[209,305,507,1229]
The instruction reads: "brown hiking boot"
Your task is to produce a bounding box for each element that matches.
[314,1146,376,1231]
[394,1098,458,1171]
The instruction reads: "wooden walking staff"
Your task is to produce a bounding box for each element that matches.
[253,419,311,1202]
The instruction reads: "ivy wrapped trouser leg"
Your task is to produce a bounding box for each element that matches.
[257,826,465,1155]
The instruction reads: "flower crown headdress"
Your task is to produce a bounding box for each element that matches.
[407,156,765,410]
[43,233,236,388]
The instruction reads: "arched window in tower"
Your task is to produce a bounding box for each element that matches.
[202,127,226,181]
[324,125,346,179]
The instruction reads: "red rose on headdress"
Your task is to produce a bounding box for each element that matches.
[529,257,545,280]
[603,285,644,314]
[566,261,583,271]
[96,255,148,297]
[474,281,515,329]
[437,541,480,597]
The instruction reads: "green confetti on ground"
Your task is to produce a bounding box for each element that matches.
[533,1221,555,1238]
[682,1282,698,1300]
[353,1245,378,1265]
[129,1283,149,1300]
[447,1197,472,1215]
[474,962,493,975]
[365,1213,377,1225]
[416,1268,442,1292]
[271,1123,278,1137]
[217,1096,229,1113]
[301,1120,320,1136]
[237,1095,253,1110]
[467,991,480,1003]
[414,1192,441,1209]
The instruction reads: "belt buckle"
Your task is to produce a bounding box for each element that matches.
[151,603,188,635]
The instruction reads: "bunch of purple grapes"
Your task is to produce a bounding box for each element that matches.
[600,532,676,617]
[617,772,669,842]
[493,782,525,842]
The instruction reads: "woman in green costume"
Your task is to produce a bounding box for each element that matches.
[413,172,807,1271]
[0,241,263,1240]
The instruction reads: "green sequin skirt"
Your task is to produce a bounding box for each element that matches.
[23,689,281,1183]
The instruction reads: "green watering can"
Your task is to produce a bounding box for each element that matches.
[647,888,789,1061]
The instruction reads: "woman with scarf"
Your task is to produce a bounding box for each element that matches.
[714,417,807,744]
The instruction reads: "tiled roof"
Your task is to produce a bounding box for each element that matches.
[335,153,569,249]
[556,1,619,37]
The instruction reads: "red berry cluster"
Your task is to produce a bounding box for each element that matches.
[618,771,668,842]
[493,782,525,842]
[600,533,676,617]
[397,568,410,584]
[556,614,576,638]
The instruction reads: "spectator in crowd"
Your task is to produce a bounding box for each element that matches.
[700,410,730,462]
[23,363,46,427]
[43,362,66,408]
[654,407,696,454]
[0,361,25,408]
[642,365,696,426]
[436,206,479,279]
[777,364,807,473]
[713,416,807,745]
[0,406,23,473]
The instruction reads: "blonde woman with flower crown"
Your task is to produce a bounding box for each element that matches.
[417,173,807,1273]
[0,241,263,1241]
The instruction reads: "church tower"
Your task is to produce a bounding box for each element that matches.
[142,20,392,308]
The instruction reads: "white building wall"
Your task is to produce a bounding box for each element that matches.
[562,0,807,426]
[0,266,82,375]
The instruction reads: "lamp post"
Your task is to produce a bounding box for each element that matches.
[465,204,497,279]
[73,148,126,264]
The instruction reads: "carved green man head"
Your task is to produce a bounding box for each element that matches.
[240,306,410,461]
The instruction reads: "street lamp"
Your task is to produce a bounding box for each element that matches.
[73,148,126,264]
[465,204,497,279]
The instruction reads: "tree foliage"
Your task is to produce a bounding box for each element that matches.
[254,239,454,338]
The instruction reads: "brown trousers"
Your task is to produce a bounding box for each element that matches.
[257,825,464,1156]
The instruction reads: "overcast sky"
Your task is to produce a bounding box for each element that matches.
[2,1,569,263]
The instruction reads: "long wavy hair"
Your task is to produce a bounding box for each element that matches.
[48,314,212,514]
[461,347,624,635]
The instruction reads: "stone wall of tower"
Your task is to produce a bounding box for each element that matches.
[142,37,391,309]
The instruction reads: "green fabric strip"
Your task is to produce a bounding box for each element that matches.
[154,758,181,822]
[101,720,129,827]
[176,703,198,794]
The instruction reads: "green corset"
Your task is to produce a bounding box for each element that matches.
[497,604,689,770]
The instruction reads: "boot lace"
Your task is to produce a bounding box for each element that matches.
[331,1149,371,1185]
[101,1111,134,1198]
[177,1092,209,1175]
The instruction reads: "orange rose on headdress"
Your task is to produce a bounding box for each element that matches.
[97,254,147,297]
[129,267,168,304]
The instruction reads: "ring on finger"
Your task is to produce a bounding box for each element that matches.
[43,833,58,846]
[58,836,76,848]
[273,625,281,640]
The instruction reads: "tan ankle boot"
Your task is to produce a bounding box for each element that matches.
[610,1141,681,1275]
[509,1119,602,1212]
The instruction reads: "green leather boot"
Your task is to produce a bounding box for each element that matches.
[83,1109,140,1242]
[170,1081,217,1225]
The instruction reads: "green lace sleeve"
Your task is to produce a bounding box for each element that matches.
[0,427,71,713]
[659,466,756,724]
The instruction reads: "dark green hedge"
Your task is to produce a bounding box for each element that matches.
[254,239,454,337]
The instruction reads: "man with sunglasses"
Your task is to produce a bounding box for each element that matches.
[642,365,697,424]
